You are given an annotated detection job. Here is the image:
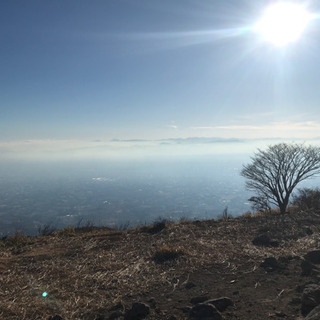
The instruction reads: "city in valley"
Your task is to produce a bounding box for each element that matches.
[0,156,252,236]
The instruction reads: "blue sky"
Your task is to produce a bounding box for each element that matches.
[1,0,320,160]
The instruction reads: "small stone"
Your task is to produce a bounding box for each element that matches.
[260,257,279,272]
[190,295,210,304]
[148,221,166,234]
[189,303,222,320]
[252,234,271,246]
[147,297,156,309]
[206,297,234,312]
[301,260,314,276]
[301,284,320,316]
[274,311,286,317]
[305,227,313,235]
[155,308,162,314]
[124,302,150,320]
[180,306,192,314]
[305,250,320,264]
[109,302,124,312]
[270,240,280,247]
[306,304,320,320]
[296,285,304,293]
[289,297,301,305]
[185,281,196,289]
[109,311,123,320]
[252,234,279,247]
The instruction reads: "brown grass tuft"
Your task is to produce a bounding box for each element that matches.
[55,225,76,237]
[152,244,186,263]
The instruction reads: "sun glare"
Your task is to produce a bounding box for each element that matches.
[255,2,312,46]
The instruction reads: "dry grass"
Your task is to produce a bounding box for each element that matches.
[152,244,186,263]
[1,210,320,319]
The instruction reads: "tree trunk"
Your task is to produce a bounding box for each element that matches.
[279,197,289,214]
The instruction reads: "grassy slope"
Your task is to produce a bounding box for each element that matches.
[1,210,320,319]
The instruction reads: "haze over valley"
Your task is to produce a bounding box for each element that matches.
[0,155,253,236]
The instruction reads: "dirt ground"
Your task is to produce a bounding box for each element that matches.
[1,210,320,319]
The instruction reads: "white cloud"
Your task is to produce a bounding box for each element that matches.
[2,121,320,162]
[167,125,178,130]
[190,126,217,130]
[0,139,127,161]
[190,121,320,139]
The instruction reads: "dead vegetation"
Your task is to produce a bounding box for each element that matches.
[152,244,186,264]
[1,210,320,319]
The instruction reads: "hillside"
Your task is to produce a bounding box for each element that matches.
[1,210,320,319]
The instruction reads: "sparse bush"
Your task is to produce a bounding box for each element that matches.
[249,196,271,213]
[1,231,33,254]
[152,244,185,263]
[57,226,76,237]
[217,206,233,220]
[148,219,167,234]
[114,221,130,231]
[251,208,280,217]
[222,206,228,219]
[74,219,96,233]
[4,231,30,246]
[37,223,57,236]
[179,216,191,223]
[140,218,171,234]
[251,211,266,218]
[242,211,252,218]
[292,188,320,211]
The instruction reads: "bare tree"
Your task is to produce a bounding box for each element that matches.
[241,143,320,214]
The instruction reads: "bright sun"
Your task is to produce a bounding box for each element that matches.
[255,2,312,46]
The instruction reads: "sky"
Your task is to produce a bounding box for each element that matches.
[1,0,320,160]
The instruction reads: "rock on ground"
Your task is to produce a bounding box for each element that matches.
[301,284,320,316]
[260,257,280,272]
[305,304,320,320]
[305,250,320,264]
[205,297,234,312]
[252,234,279,247]
[189,303,223,320]
[124,302,150,320]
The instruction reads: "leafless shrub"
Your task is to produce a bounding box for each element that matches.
[217,206,233,220]
[56,225,76,237]
[37,223,57,236]
[74,219,97,233]
[292,188,320,211]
